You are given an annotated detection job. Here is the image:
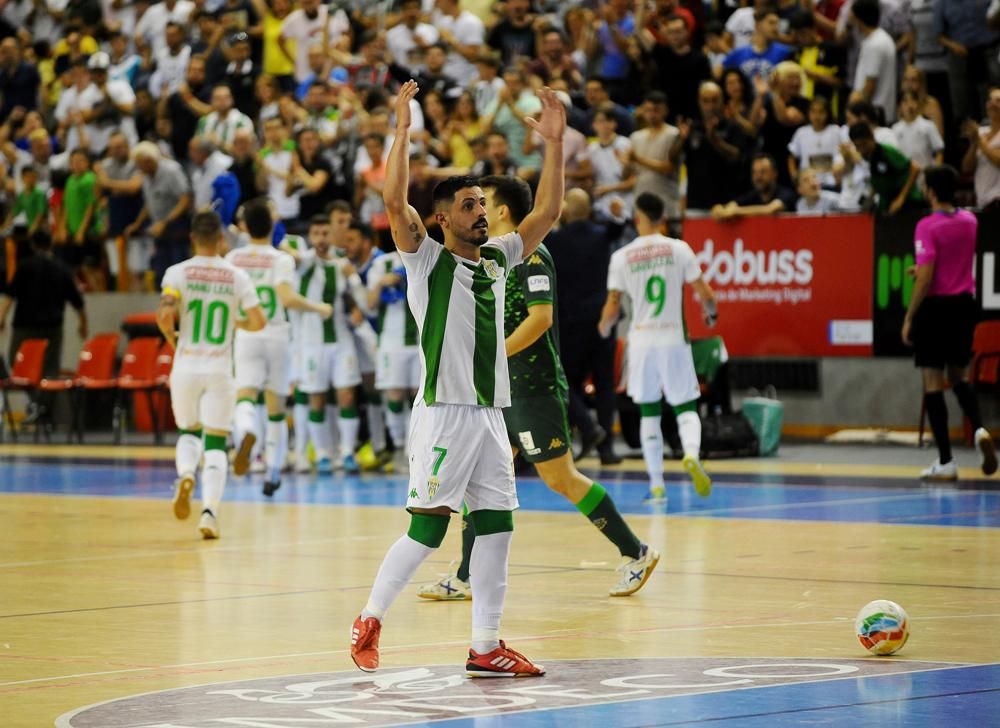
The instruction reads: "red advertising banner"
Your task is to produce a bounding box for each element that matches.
[682,214,874,357]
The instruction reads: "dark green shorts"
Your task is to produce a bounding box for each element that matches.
[503,392,571,463]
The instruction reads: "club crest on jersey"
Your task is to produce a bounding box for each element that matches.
[427,476,441,500]
[482,260,500,280]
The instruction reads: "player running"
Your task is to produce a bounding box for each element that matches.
[225,198,334,496]
[350,79,565,677]
[599,192,717,501]
[417,175,660,602]
[157,210,265,539]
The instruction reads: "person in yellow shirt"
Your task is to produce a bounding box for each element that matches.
[249,0,296,92]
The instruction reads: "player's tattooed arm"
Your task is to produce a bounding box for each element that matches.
[156,293,178,350]
[409,222,421,245]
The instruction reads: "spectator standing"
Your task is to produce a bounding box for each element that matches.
[712,153,797,219]
[355,133,389,246]
[909,0,950,120]
[291,127,334,226]
[249,0,295,93]
[223,32,260,117]
[189,137,236,213]
[256,116,300,225]
[935,0,1000,123]
[581,76,635,137]
[94,132,146,291]
[723,6,792,83]
[527,28,583,91]
[628,91,682,227]
[901,65,945,138]
[279,0,350,85]
[149,22,192,100]
[679,81,748,212]
[0,38,41,119]
[125,142,192,285]
[385,0,439,70]
[851,0,897,123]
[134,0,195,59]
[107,31,141,87]
[893,91,945,170]
[196,85,255,154]
[57,148,100,276]
[487,0,537,65]
[589,0,636,103]
[346,30,393,93]
[902,164,996,481]
[643,13,712,122]
[545,188,624,465]
[848,122,924,214]
[472,53,505,119]
[788,9,846,115]
[471,131,520,177]
[431,0,485,87]
[79,52,137,155]
[161,57,214,162]
[5,166,47,235]
[0,230,88,426]
[388,43,463,104]
[753,61,810,187]
[582,106,636,223]
[961,87,1000,209]
[229,127,262,206]
[486,68,543,175]
[788,96,841,187]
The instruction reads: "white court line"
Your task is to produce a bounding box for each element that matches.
[673,493,930,517]
[3,613,998,689]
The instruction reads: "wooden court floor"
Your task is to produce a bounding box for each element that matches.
[1,446,998,727]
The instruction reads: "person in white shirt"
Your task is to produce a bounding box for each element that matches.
[787,97,841,188]
[795,167,841,214]
[725,4,756,49]
[53,61,91,153]
[431,0,485,86]
[279,0,351,83]
[892,91,944,171]
[349,80,565,678]
[134,0,195,59]
[962,87,1000,209]
[257,117,301,223]
[196,85,255,153]
[148,23,191,99]
[157,210,265,539]
[188,137,233,211]
[386,0,439,68]
[851,0,897,123]
[226,199,333,495]
[79,52,138,155]
[581,105,635,222]
[598,192,717,502]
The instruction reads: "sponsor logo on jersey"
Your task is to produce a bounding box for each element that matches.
[697,239,813,286]
[527,275,551,292]
[186,267,236,284]
[518,431,540,455]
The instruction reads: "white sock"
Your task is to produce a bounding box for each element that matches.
[233,400,258,448]
[201,449,228,514]
[640,416,665,490]
[676,410,702,459]
[326,403,340,454]
[386,405,408,452]
[265,416,288,481]
[339,412,360,460]
[367,403,386,452]
[361,535,435,621]
[292,402,309,463]
[470,530,512,654]
[253,404,267,458]
[308,411,333,460]
[175,433,202,476]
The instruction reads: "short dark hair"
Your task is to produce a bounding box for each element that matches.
[851,0,880,28]
[846,98,878,122]
[433,175,482,210]
[242,197,273,238]
[20,165,36,176]
[479,175,533,225]
[848,121,874,142]
[348,219,374,240]
[924,164,958,204]
[644,90,668,106]
[754,6,778,23]
[310,213,331,228]
[635,192,665,223]
[32,229,52,251]
[191,210,223,245]
[326,200,352,216]
[788,8,815,31]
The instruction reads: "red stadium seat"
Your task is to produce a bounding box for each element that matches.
[114,337,169,444]
[0,339,49,443]
[39,333,121,443]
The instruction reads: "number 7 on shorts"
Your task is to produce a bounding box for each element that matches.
[431,446,447,476]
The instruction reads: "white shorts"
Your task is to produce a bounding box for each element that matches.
[626,342,701,406]
[287,343,302,386]
[170,370,237,432]
[406,401,517,513]
[375,346,421,391]
[299,342,362,394]
[234,336,290,394]
[352,323,377,375]
[105,236,153,277]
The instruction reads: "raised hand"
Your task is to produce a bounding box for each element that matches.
[394,79,419,133]
[524,87,566,144]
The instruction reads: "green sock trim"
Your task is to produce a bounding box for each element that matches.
[293,389,308,405]
[256,391,266,405]
[367,392,382,405]
[237,397,256,405]
[469,509,514,535]
[575,482,608,516]
[462,501,469,516]
[340,407,359,419]
[268,413,285,422]
[178,428,202,438]
[639,401,663,417]
[407,513,449,548]
[387,400,404,413]
[673,400,698,415]
[308,410,325,423]
[204,434,226,451]
[327,387,336,400]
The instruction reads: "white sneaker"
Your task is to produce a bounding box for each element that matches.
[416,571,471,601]
[199,509,220,539]
[250,454,267,474]
[682,453,712,497]
[975,428,997,476]
[920,459,958,481]
[610,544,661,597]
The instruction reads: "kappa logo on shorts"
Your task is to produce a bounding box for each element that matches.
[518,431,541,456]
[408,488,418,499]
[549,437,565,450]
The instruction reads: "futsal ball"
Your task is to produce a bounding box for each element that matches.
[855,600,910,655]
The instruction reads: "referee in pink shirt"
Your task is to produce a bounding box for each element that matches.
[903,164,997,481]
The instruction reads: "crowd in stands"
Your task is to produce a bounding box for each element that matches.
[1,0,1000,293]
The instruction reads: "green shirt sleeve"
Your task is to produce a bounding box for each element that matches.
[520,250,555,308]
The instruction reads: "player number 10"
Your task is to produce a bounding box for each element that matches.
[646,275,666,317]
[187,299,229,344]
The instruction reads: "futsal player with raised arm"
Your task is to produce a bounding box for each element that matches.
[598,192,717,501]
[157,211,266,539]
[418,175,660,602]
[350,79,566,677]
[225,199,334,496]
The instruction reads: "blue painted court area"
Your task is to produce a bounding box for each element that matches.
[1,459,999,528]
[425,664,1000,728]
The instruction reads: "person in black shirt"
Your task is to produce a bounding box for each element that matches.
[388,43,462,104]
[641,14,712,122]
[222,32,259,117]
[0,231,88,423]
[486,0,537,65]
[753,61,810,187]
[229,127,261,207]
[544,188,624,464]
[160,56,214,161]
[291,127,334,230]
[712,153,797,219]
[679,80,748,211]
[0,37,41,119]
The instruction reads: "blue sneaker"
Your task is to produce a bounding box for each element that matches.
[317,456,333,475]
[342,453,360,474]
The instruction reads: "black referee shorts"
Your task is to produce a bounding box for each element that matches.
[912,294,979,370]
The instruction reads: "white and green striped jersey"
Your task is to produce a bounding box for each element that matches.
[400,232,524,408]
[368,252,418,351]
[296,249,362,346]
[161,255,259,375]
[282,234,308,346]
[607,233,702,346]
[224,244,296,343]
